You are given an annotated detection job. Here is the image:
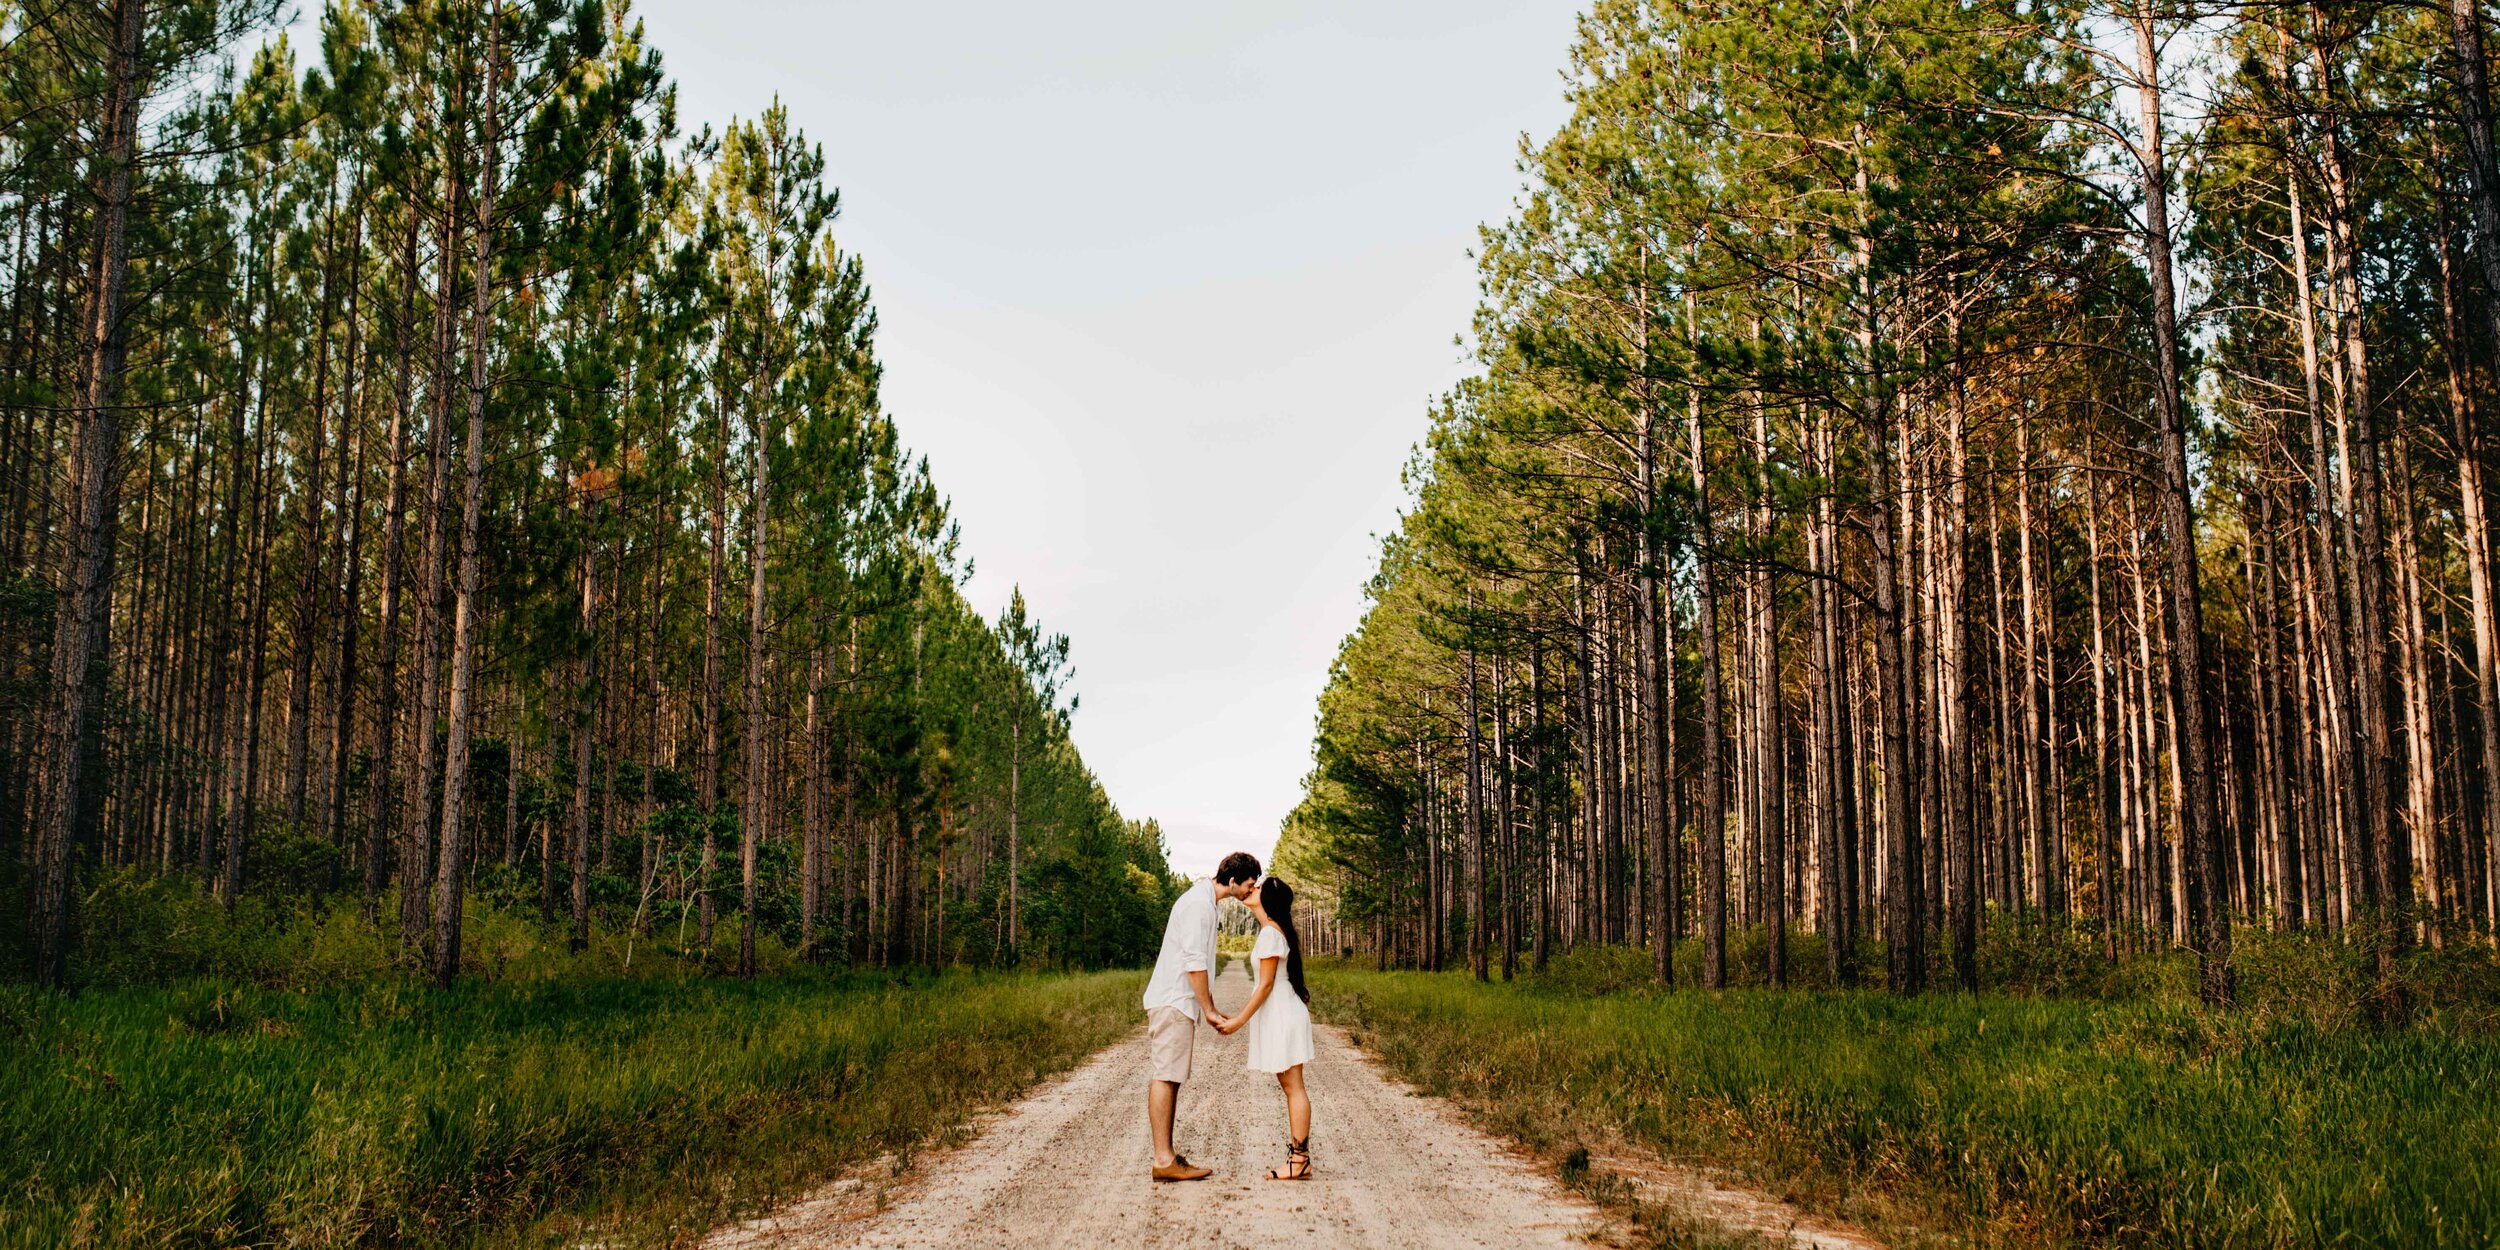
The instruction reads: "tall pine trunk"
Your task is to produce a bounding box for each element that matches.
[2436,220,2500,934]
[1465,613,1488,983]
[401,60,469,955]
[366,216,420,915]
[430,3,501,988]
[740,352,772,978]
[30,0,148,985]
[700,363,726,950]
[2132,4,2229,1003]
[1686,379,1729,989]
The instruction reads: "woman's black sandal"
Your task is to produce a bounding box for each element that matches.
[1266,1136,1312,1180]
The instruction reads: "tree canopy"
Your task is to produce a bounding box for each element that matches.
[0,0,1179,986]
[1292,0,2500,1001]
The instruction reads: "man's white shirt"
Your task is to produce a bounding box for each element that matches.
[1142,878,1218,1020]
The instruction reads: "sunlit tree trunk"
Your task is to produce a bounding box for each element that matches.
[2130,3,2229,1002]
[430,2,501,987]
[30,0,148,985]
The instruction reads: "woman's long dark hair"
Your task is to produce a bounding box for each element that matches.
[1260,876,1310,1005]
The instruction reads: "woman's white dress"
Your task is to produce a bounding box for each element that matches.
[1244,924,1314,1073]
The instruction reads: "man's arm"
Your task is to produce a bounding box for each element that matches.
[1188,968,1227,1030]
[1176,892,1225,1028]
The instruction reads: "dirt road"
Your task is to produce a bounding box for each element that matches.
[706,962,1604,1249]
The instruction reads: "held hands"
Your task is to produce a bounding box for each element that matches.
[1205,1011,1233,1034]
[1213,1014,1244,1036]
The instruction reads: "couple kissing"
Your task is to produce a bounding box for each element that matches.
[1141,852,1314,1183]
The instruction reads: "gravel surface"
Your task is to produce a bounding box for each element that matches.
[706,963,1605,1249]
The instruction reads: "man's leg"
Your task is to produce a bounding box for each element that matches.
[1144,1007,1206,1179]
[1149,1078,1180,1168]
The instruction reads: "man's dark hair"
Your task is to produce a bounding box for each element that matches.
[1215,852,1262,886]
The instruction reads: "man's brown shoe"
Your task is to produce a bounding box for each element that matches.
[1152,1159,1213,1182]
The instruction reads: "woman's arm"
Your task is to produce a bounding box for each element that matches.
[1221,955,1278,1034]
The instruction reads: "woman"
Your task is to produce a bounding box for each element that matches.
[1217,875,1315,1180]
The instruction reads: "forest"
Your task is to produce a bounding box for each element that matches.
[0,0,1180,991]
[14,0,2500,1241]
[1284,0,2500,1007]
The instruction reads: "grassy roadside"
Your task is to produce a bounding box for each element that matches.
[1315,955,2500,1249]
[3,967,1142,1248]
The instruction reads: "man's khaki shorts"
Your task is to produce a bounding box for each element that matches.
[1146,1006,1195,1084]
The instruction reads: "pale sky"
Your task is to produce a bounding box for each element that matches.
[637,0,1585,879]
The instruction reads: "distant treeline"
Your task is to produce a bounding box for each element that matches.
[0,0,1178,986]
[1289,0,2500,1001]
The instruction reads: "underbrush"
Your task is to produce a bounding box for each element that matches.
[39,867,824,990]
[1317,943,2500,1248]
[1515,918,2500,1034]
[3,966,1143,1247]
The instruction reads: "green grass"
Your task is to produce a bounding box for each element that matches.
[1317,948,2500,1249]
[3,965,1143,1247]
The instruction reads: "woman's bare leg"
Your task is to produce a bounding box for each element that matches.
[1279,1065,1311,1142]
[1279,1066,1311,1142]
[1263,1066,1314,1178]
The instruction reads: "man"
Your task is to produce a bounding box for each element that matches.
[1143,850,1261,1181]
